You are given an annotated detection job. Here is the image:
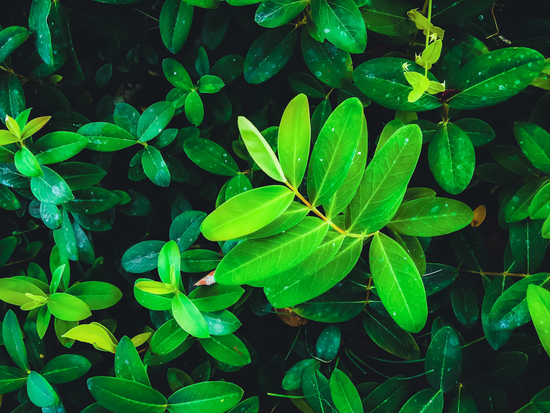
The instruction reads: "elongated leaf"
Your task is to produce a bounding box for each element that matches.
[510,219,549,274]
[34,131,88,164]
[115,336,150,386]
[451,275,479,329]
[167,381,243,413]
[27,371,58,407]
[362,377,410,413]
[387,198,474,237]
[88,376,167,413]
[369,232,427,333]
[3,310,29,371]
[138,101,175,142]
[330,369,362,413]
[428,122,475,195]
[41,354,91,384]
[504,177,548,223]
[215,217,328,285]
[515,121,550,174]
[255,0,309,28]
[0,365,28,394]
[239,116,286,182]
[244,26,298,84]
[527,285,550,358]
[122,240,166,274]
[307,98,363,206]
[78,122,137,152]
[29,0,53,65]
[347,124,422,234]
[361,0,415,37]
[184,137,239,176]
[142,146,170,187]
[482,277,514,350]
[201,185,294,241]
[448,48,545,109]
[530,182,550,220]
[151,318,189,355]
[199,334,251,366]
[172,293,210,339]
[47,293,92,321]
[0,26,32,63]
[160,0,193,54]
[30,166,73,205]
[399,388,443,413]
[302,366,338,413]
[362,309,420,360]
[278,94,310,188]
[425,326,462,393]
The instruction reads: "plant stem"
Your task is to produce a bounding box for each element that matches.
[461,269,528,278]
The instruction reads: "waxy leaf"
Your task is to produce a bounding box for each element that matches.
[361,0,416,37]
[527,285,550,358]
[29,0,53,65]
[451,275,479,328]
[428,122,475,195]
[330,369,362,413]
[200,334,251,366]
[362,377,410,413]
[201,185,294,241]
[115,336,150,386]
[0,26,32,63]
[142,146,171,187]
[302,366,337,412]
[482,277,514,350]
[160,0,193,54]
[278,94,310,188]
[122,240,166,274]
[307,98,363,206]
[448,48,545,109]
[167,381,243,413]
[311,0,366,54]
[425,326,462,393]
[47,293,92,321]
[387,198,474,237]
[509,219,549,275]
[3,310,29,371]
[30,166,74,205]
[215,217,328,285]
[399,388,443,413]
[369,232,427,333]
[244,26,298,84]
[504,178,549,223]
[514,121,550,174]
[347,124,421,234]
[27,371,58,407]
[41,354,91,384]
[184,137,239,176]
[33,131,88,164]
[172,293,210,339]
[255,0,308,28]
[239,116,286,182]
[78,122,137,152]
[138,101,175,142]
[88,377,167,413]
[15,146,42,177]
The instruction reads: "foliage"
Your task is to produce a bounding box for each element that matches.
[1,0,550,411]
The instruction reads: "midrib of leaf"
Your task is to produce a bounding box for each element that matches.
[95,387,165,408]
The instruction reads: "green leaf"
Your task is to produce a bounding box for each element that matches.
[115,336,150,387]
[203,310,242,335]
[122,240,166,274]
[185,90,204,126]
[311,0,366,54]
[293,290,365,322]
[451,275,479,328]
[289,72,326,98]
[184,137,239,176]
[3,310,29,371]
[301,30,353,89]
[0,74,25,122]
[482,277,514,350]
[391,232,425,276]
[255,0,308,28]
[347,124,422,234]
[41,354,91,384]
[307,98,363,206]
[265,236,362,307]
[315,325,340,362]
[29,0,53,65]
[33,131,88,164]
[425,326,461,393]
[134,278,173,311]
[489,273,550,331]
[27,371,58,407]
[189,284,244,312]
[0,26,32,63]
[362,377,410,413]
[201,185,294,241]
[0,185,20,210]
[515,121,550,174]
[330,369,362,413]
[30,166,73,205]
[504,178,549,223]
[0,365,28,394]
[0,277,46,305]
[78,122,137,152]
[53,162,107,190]
[369,232,427,333]
[228,397,260,413]
[142,146,171,187]
[510,219,549,274]
[362,309,420,360]
[239,116,286,182]
[172,293,210,338]
[180,249,221,273]
[399,388,443,413]
[47,293,92,321]
[491,144,538,178]
[360,0,416,37]
[53,208,78,261]
[0,236,17,267]
[448,48,545,109]
[198,75,224,93]
[211,55,244,86]
[353,58,441,111]
[151,318,189,355]
[114,103,140,136]
[278,94,310,188]
[445,387,477,413]
[387,198,474,237]
[483,351,528,385]
[138,101,175,142]
[214,217,328,285]
[323,112,368,218]
[527,285,550,358]
[448,226,486,271]
[475,163,517,185]
[160,0,193,54]
[530,182,550,220]
[302,366,337,413]
[428,122,475,195]
[244,26,299,84]
[454,118,495,147]
[200,333,250,366]
[15,147,42,177]
[88,376,167,413]
[167,381,243,413]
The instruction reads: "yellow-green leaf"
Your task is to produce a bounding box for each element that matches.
[135,280,178,295]
[62,323,118,353]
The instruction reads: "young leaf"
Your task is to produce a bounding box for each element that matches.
[238,116,286,182]
[369,232,427,333]
[172,293,210,339]
[137,101,175,143]
[329,369,362,413]
[278,94,310,188]
[62,323,118,353]
[527,285,550,358]
[47,293,92,321]
[163,58,194,91]
[201,185,294,241]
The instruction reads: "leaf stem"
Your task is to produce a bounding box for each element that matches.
[461,269,528,278]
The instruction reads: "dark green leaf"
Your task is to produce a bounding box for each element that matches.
[160,0,193,54]
[78,122,137,152]
[41,354,91,384]
[184,137,239,176]
[142,146,171,187]
[122,240,165,273]
[167,381,243,413]
[27,371,58,407]
[425,326,461,393]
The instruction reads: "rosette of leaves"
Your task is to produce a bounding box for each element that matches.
[199,94,474,333]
